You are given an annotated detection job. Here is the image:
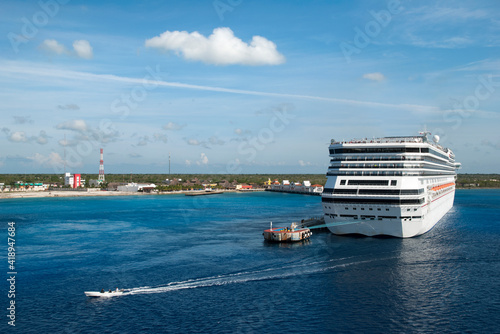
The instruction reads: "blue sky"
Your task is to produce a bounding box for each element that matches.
[1,0,499,174]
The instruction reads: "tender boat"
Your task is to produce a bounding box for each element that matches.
[263,222,312,242]
[84,289,125,298]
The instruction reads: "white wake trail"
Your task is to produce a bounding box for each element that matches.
[122,256,378,296]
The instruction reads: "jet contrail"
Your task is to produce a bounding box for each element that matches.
[0,62,439,113]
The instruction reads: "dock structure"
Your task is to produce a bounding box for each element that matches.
[299,217,328,231]
[185,191,224,196]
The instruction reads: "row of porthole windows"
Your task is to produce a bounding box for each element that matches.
[323,206,419,212]
[324,213,422,221]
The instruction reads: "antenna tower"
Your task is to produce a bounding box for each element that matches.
[98,148,105,182]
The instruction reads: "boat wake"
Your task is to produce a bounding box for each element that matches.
[121,256,380,296]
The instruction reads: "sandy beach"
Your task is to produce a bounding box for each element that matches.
[0,190,145,199]
[0,189,255,199]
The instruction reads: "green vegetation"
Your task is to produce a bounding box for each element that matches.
[0,174,499,188]
[83,173,328,187]
[456,174,500,188]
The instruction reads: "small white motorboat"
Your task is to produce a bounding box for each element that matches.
[84,289,125,298]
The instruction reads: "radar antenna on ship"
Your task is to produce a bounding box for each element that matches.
[419,129,431,142]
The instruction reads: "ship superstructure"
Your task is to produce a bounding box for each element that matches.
[322,132,461,237]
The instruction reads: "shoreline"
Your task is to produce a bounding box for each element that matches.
[0,187,497,200]
[0,189,265,200]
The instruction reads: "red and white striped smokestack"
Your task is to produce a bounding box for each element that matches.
[98,148,105,182]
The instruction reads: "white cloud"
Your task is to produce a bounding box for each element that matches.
[298,160,311,166]
[185,160,192,166]
[27,152,64,167]
[40,39,68,55]
[196,153,209,165]
[73,40,93,59]
[208,135,225,145]
[13,116,33,124]
[39,39,93,59]
[187,139,200,146]
[9,131,28,143]
[58,104,80,111]
[153,133,168,143]
[136,133,168,146]
[362,72,386,82]
[162,122,186,131]
[6,130,50,144]
[36,131,50,145]
[58,138,73,146]
[145,27,286,66]
[137,136,149,146]
[56,119,88,132]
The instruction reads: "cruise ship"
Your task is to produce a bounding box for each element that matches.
[322,132,461,238]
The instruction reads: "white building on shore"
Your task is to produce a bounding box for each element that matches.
[269,180,323,195]
[117,183,156,192]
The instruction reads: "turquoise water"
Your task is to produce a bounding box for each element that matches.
[1,190,499,333]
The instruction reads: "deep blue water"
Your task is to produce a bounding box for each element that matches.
[1,190,499,333]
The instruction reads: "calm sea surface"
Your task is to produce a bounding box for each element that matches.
[1,190,499,333]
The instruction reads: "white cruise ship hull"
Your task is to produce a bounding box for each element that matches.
[325,189,455,238]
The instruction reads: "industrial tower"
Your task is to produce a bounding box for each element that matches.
[98,148,105,182]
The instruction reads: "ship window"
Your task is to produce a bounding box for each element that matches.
[353,207,356,210]
[386,208,390,211]
[323,188,334,194]
[359,189,399,195]
[345,207,348,210]
[391,180,397,186]
[377,208,381,211]
[369,208,373,210]
[361,208,365,210]
[340,180,346,185]
[333,189,357,194]
[407,208,411,211]
[348,180,389,186]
